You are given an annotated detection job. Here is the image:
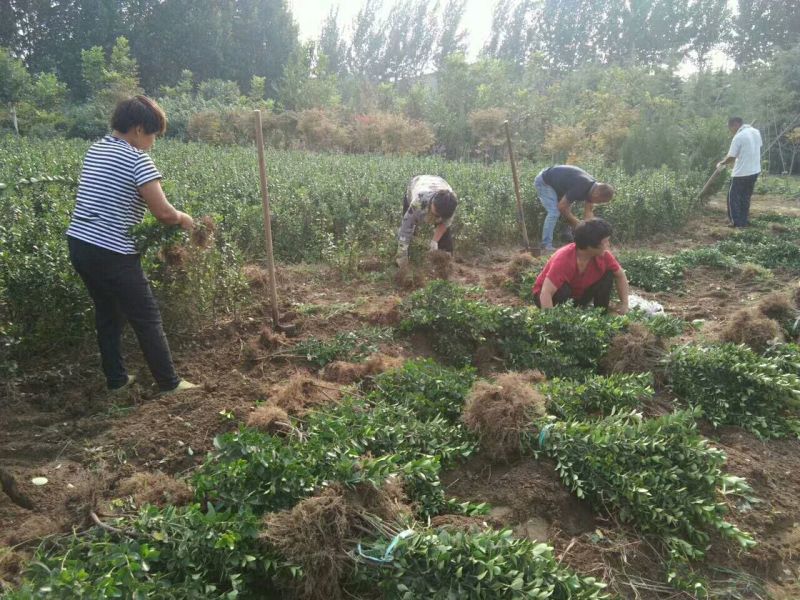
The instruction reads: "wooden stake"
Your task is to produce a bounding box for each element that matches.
[253,110,280,329]
[504,120,530,250]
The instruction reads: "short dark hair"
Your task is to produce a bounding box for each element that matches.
[574,218,612,249]
[432,189,458,220]
[728,116,743,128]
[111,95,167,135]
[593,182,615,202]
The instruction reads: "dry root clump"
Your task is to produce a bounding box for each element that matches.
[260,481,409,600]
[322,354,403,385]
[0,548,27,589]
[506,252,536,280]
[190,215,216,248]
[757,292,795,322]
[720,308,783,352]
[116,472,194,507]
[462,373,547,460]
[242,264,270,289]
[738,262,772,282]
[259,326,288,350]
[394,263,427,290]
[162,244,189,267]
[260,487,353,600]
[247,404,291,435]
[428,250,453,280]
[600,323,667,376]
[268,374,341,415]
[362,296,401,326]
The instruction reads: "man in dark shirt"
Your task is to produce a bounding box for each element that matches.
[534,165,614,253]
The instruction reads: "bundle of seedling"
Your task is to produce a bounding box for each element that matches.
[399,281,625,378]
[667,343,800,437]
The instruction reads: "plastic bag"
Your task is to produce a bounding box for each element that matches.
[628,293,664,316]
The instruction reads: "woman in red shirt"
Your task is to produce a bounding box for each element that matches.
[532,218,629,313]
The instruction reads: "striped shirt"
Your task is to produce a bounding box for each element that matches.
[66,135,162,254]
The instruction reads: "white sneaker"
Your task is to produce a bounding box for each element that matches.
[160,380,201,396]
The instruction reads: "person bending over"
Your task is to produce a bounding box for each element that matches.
[66,95,199,395]
[532,218,629,313]
[534,165,614,253]
[396,175,458,267]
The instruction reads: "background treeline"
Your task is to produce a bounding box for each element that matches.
[2,0,800,173]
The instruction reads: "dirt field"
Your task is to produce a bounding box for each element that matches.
[2,193,799,598]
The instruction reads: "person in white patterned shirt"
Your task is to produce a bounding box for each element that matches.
[396,175,458,267]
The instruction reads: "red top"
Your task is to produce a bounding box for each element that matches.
[533,243,621,299]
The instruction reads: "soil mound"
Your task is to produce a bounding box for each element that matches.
[462,374,546,460]
[601,323,666,376]
[115,471,193,507]
[720,308,783,352]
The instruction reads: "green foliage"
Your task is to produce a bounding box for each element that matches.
[400,281,623,377]
[619,252,685,292]
[543,373,653,420]
[716,228,800,271]
[764,342,800,375]
[194,360,478,516]
[355,528,608,599]
[667,343,800,437]
[537,411,755,566]
[289,326,394,367]
[370,358,476,423]
[9,504,273,599]
[627,311,687,338]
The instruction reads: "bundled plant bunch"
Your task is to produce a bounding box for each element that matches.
[194,360,478,516]
[667,343,800,437]
[534,411,755,581]
[9,359,609,598]
[542,372,653,420]
[400,281,625,377]
[354,527,608,599]
[283,326,395,367]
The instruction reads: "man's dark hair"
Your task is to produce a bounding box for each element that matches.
[574,218,613,249]
[728,116,743,128]
[111,95,167,135]
[432,189,458,220]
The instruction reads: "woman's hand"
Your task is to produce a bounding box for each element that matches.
[177,211,194,231]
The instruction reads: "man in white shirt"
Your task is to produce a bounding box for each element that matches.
[718,116,762,228]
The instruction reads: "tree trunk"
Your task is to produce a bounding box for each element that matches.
[10,104,19,136]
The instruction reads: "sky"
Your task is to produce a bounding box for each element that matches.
[288,0,495,60]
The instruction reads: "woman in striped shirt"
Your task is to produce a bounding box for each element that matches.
[67,96,198,395]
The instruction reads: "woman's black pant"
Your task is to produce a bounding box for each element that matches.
[68,236,180,391]
[533,271,614,309]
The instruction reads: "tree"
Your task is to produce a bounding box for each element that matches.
[318,7,348,76]
[436,0,468,68]
[730,0,800,66]
[0,47,32,134]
